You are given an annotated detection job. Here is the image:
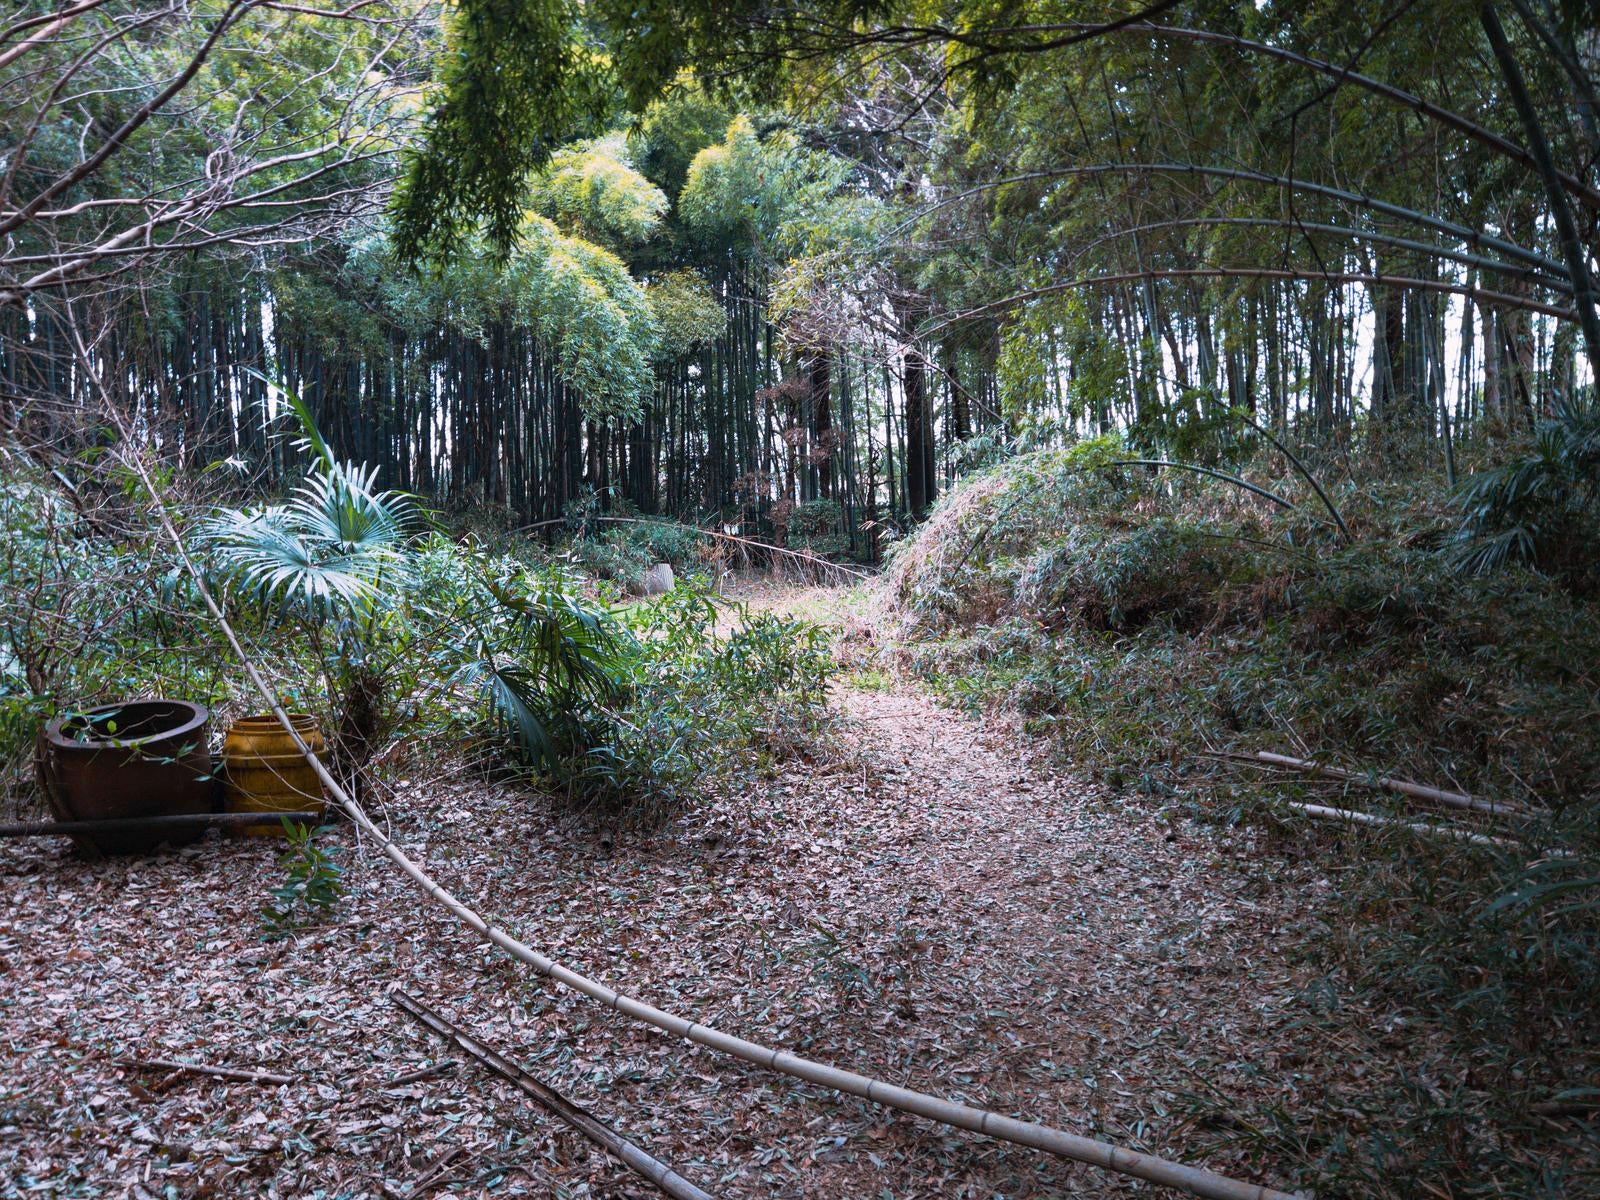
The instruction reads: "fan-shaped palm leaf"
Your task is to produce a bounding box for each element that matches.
[202,456,416,617]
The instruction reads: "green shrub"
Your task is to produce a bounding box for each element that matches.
[1450,406,1600,583]
[1019,517,1245,632]
[556,580,831,821]
[560,505,707,589]
[787,498,848,558]
[0,470,239,793]
[261,821,344,936]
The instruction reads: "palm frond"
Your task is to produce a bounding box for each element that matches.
[450,657,559,766]
[246,368,335,471]
[200,442,417,617]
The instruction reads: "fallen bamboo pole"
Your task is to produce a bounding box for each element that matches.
[117,1057,293,1086]
[96,357,1300,1200]
[1249,751,1522,816]
[1283,801,1524,849]
[0,811,321,839]
[393,990,715,1200]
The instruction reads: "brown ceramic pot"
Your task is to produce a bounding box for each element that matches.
[39,700,214,855]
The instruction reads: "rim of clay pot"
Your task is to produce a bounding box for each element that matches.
[45,700,209,752]
[229,713,319,727]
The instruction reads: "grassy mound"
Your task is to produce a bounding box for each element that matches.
[882,439,1600,1196]
[886,439,1600,806]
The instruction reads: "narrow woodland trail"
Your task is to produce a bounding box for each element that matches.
[0,584,1378,1199]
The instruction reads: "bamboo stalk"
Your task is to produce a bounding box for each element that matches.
[117,1057,292,1086]
[1248,751,1523,816]
[1282,801,1523,849]
[392,990,715,1200]
[0,812,321,839]
[94,341,1301,1200]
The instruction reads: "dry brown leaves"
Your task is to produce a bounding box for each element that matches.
[0,590,1414,1199]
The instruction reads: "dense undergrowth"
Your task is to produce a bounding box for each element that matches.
[1,447,831,831]
[882,432,1600,1196]
[553,495,861,593]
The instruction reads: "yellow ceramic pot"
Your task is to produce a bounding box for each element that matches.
[222,714,328,836]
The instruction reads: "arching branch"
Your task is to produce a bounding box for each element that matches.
[1064,216,1572,293]
[1031,21,1600,214]
[904,162,1565,276]
[760,15,1600,212]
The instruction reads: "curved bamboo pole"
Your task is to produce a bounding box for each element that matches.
[1047,21,1600,213]
[1105,460,1303,514]
[84,327,1299,1200]
[923,267,1577,342]
[901,163,1565,277]
[1067,217,1572,294]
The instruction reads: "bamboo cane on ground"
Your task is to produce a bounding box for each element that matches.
[0,812,321,839]
[392,989,715,1200]
[117,1058,293,1086]
[1280,800,1568,857]
[1233,750,1525,816]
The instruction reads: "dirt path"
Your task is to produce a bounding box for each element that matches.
[0,586,1357,1199]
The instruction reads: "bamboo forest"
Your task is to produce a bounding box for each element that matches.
[5,2,1600,1197]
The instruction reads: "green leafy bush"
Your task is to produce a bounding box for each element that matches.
[412,536,831,821]
[787,498,848,558]
[1452,405,1600,581]
[442,554,630,769]
[553,580,831,821]
[0,470,232,792]
[558,500,706,589]
[1019,517,1244,632]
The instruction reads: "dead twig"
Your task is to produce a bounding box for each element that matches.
[116,1058,293,1086]
[387,1059,459,1087]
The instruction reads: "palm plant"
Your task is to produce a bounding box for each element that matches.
[203,395,631,773]
[196,379,653,783]
[202,430,419,765]
[202,457,414,617]
[445,559,631,769]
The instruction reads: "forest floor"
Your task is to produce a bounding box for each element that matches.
[0,580,1415,1199]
